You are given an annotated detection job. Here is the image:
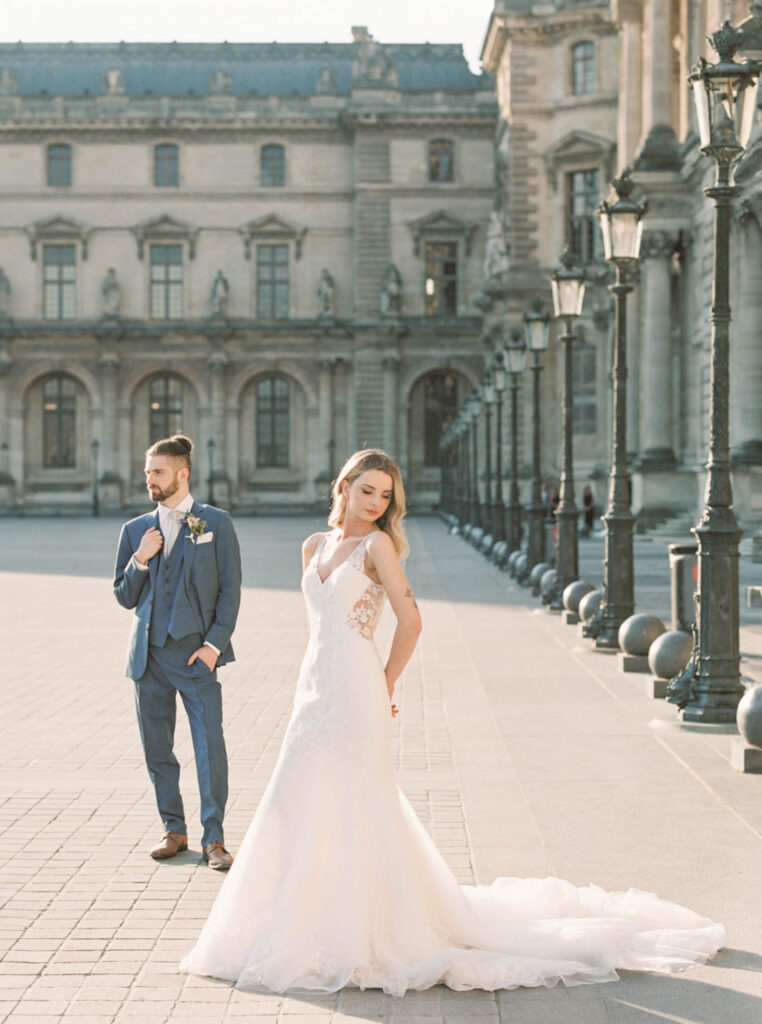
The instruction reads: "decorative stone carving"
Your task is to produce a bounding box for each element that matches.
[104,68,125,95]
[483,211,510,283]
[351,26,398,88]
[379,264,402,317]
[209,69,232,95]
[317,269,335,318]
[100,268,120,317]
[317,68,338,94]
[209,270,229,318]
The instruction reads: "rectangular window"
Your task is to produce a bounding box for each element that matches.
[261,144,285,187]
[43,244,76,320]
[150,244,183,319]
[425,242,457,317]
[256,244,290,319]
[572,42,595,95]
[567,169,600,264]
[154,144,179,187]
[572,344,597,438]
[47,144,72,187]
[256,377,290,467]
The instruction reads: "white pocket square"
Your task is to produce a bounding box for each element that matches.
[189,531,214,544]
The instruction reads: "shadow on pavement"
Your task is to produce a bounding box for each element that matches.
[605,968,762,1024]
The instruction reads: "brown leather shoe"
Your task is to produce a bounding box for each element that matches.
[203,841,233,870]
[150,831,188,860]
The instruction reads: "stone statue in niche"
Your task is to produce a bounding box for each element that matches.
[209,69,232,95]
[104,68,125,95]
[209,270,230,318]
[379,264,402,317]
[317,269,335,318]
[483,210,510,284]
[100,268,120,317]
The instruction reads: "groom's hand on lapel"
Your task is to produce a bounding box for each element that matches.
[135,527,163,566]
[188,646,219,672]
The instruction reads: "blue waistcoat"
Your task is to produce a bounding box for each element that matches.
[150,534,193,647]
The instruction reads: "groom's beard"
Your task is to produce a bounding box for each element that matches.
[148,477,179,504]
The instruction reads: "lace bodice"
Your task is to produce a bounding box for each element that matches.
[303,530,386,642]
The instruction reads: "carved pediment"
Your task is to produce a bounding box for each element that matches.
[407,210,479,256]
[131,215,198,259]
[25,216,91,260]
[544,130,616,189]
[238,215,307,260]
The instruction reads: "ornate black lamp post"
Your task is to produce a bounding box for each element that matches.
[91,438,100,517]
[467,388,482,530]
[587,169,647,649]
[482,372,495,542]
[548,250,586,610]
[668,23,760,722]
[492,351,507,545]
[505,330,527,553]
[207,437,216,506]
[456,414,468,528]
[523,299,551,571]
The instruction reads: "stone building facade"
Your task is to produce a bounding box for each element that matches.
[0,30,496,514]
[482,0,762,529]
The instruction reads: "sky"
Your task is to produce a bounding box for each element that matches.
[1,0,497,72]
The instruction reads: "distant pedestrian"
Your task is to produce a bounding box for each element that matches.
[582,485,595,536]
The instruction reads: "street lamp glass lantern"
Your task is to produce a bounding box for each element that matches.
[597,169,647,262]
[467,388,481,419]
[482,372,496,405]
[523,301,551,352]
[550,250,586,319]
[689,25,761,152]
[492,351,507,393]
[505,338,527,375]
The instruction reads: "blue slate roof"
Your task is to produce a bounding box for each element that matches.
[0,42,489,97]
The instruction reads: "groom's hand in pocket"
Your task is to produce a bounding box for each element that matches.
[188,646,218,672]
[135,527,163,565]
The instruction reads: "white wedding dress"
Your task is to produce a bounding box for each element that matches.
[180,532,724,995]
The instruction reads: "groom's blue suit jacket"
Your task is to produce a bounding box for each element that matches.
[113,501,242,681]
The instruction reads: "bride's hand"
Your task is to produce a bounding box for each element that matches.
[391,703,399,718]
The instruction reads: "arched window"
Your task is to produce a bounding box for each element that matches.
[42,375,76,467]
[572,41,595,95]
[47,143,72,186]
[261,144,285,187]
[154,144,179,187]
[149,375,184,442]
[256,376,290,467]
[428,139,454,182]
[423,371,459,466]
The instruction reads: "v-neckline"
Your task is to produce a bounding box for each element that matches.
[314,531,370,586]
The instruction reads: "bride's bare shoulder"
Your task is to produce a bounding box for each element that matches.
[302,531,328,560]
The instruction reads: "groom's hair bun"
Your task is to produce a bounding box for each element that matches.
[146,434,193,472]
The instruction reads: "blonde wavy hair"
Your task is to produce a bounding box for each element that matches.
[328,449,409,561]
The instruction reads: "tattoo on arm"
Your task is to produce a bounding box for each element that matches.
[404,587,419,609]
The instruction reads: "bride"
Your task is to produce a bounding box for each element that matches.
[180,448,724,995]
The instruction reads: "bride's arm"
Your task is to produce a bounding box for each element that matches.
[366,532,422,702]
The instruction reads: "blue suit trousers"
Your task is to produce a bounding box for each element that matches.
[134,634,228,848]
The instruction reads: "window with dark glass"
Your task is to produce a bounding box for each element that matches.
[567,169,600,263]
[47,144,72,186]
[572,343,596,437]
[424,372,458,467]
[43,375,76,468]
[256,376,290,468]
[43,244,76,320]
[150,244,183,319]
[261,144,285,187]
[256,244,289,318]
[154,144,179,187]
[425,242,457,317]
[149,375,184,443]
[572,41,595,95]
[428,139,454,183]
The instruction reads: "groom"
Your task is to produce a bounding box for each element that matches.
[113,434,242,869]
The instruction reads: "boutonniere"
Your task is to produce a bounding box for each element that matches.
[182,514,208,543]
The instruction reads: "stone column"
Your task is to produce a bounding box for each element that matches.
[731,198,762,465]
[382,354,399,457]
[316,357,335,487]
[98,346,119,478]
[612,0,643,169]
[207,347,229,505]
[638,230,678,468]
[634,0,680,171]
[0,340,13,507]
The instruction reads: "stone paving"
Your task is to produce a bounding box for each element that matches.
[1,514,761,1024]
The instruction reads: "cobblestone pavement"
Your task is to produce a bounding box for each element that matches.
[1,515,761,1024]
